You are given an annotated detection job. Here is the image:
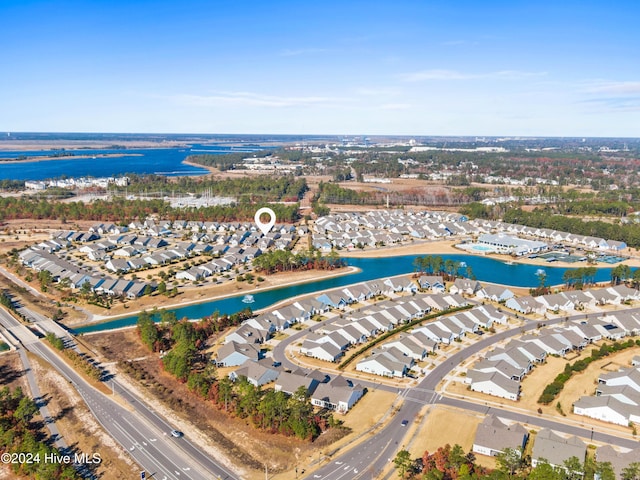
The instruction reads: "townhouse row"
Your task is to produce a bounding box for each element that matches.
[312,209,626,253]
[355,305,507,378]
[466,313,640,401]
[574,361,640,427]
[19,249,148,298]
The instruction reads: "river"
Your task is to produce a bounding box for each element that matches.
[73,254,613,333]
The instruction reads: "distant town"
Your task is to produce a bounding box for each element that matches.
[1,134,640,480]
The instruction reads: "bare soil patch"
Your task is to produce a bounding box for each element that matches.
[0,351,28,391]
[519,355,570,410]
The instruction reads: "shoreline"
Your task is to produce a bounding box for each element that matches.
[70,238,636,329]
[181,158,218,175]
[0,152,145,164]
[72,266,361,329]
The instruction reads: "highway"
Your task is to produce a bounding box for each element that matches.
[0,307,239,480]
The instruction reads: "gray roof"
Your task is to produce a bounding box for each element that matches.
[473,415,528,454]
[596,445,640,479]
[532,429,586,467]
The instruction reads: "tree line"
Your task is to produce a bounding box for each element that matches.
[538,339,640,405]
[501,208,640,249]
[0,196,300,223]
[114,174,309,203]
[252,249,346,275]
[413,255,475,280]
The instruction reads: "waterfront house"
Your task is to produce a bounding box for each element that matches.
[418,275,445,293]
[476,284,515,303]
[450,278,482,296]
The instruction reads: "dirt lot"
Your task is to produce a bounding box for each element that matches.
[554,345,640,433]
[519,355,570,410]
[408,406,482,459]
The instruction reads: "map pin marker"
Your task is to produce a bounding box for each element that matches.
[254,207,276,235]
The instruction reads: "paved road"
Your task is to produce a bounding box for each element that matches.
[0,308,239,480]
[303,309,640,480]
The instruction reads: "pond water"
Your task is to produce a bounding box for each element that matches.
[74,254,612,333]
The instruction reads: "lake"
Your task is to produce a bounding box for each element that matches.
[73,254,613,333]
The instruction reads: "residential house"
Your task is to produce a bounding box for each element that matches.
[310,377,365,413]
[467,370,521,401]
[476,284,515,303]
[229,360,280,387]
[216,341,262,367]
[418,275,445,293]
[595,445,640,479]
[450,278,482,296]
[472,415,529,457]
[531,429,586,470]
[505,296,546,315]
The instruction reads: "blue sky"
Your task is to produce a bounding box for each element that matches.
[1,0,639,136]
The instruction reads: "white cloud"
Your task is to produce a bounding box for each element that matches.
[583,81,640,95]
[168,91,346,108]
[399,69,547,82]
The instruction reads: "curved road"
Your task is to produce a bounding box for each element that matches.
[292,309,640,480]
